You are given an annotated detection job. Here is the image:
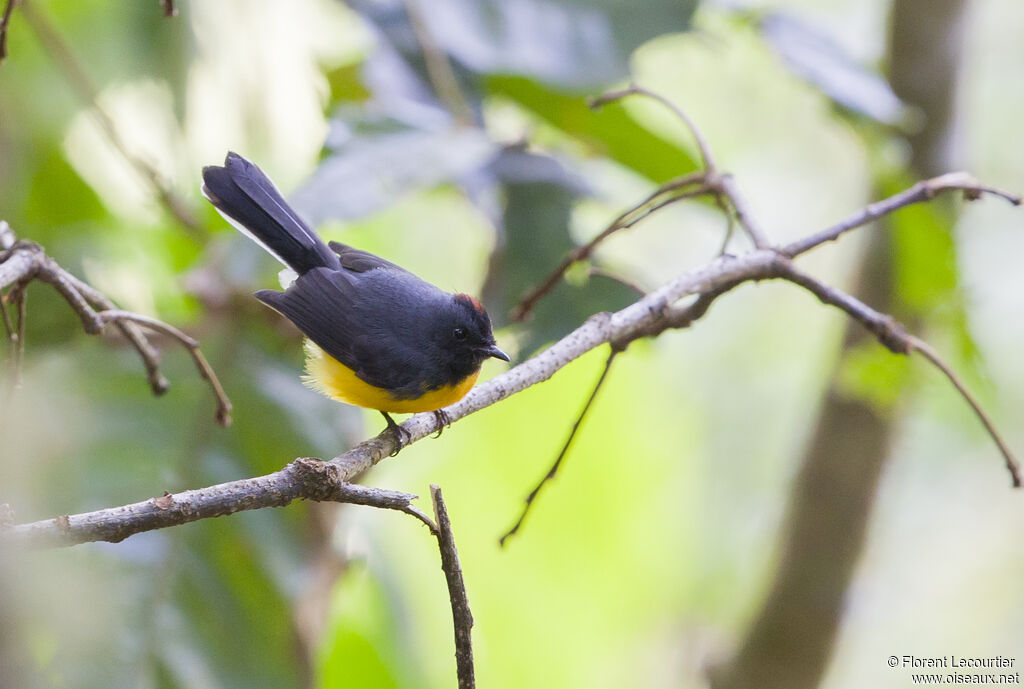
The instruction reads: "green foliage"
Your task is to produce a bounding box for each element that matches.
[835,341,912,411]
[3,1,1022,688]
[487,75,698,183]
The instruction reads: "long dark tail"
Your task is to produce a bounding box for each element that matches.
[202,152,339,274]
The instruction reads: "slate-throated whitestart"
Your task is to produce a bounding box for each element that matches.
[201,152,509,443]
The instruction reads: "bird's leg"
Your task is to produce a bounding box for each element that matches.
[431,409,452,438]
[380,411,410,456]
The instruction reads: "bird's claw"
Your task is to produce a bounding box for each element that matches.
[431,409,452,438]
[381,412,410,456]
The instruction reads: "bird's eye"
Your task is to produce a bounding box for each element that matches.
[453,327,467,340]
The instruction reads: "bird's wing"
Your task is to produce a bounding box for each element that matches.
[328,241,410,274]
[255,267,426,396]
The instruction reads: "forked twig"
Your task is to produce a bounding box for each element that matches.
[591,83,718,172]
[95,310,233,426]
[512,173,714,321]
[0,230,230,425]
[64,273,169,394]
[782,171,1022,258]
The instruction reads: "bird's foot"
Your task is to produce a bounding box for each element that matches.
[431,409,452,438]
[381,412,410,456]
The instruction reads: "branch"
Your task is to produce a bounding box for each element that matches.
[782,171,1022,258]
[4,88,1021,547]
[590,83,718,172]
[514,84,779,322]
[4,458,422,548]
[512,171,716,321]
[4,248,784,547]
[430,485,475,689]
[94,310,232,425]
[775,261,1021,486]
[0,227,231,425]
[590,85,771,249]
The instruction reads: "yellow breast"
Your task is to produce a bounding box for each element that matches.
[301,340,480,413]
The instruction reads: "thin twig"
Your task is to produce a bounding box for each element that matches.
[19,2,202,237]
[0,0,16,62]
[717,173,772,249]
[590,83,718,172]
[512,173,713,321]
[95,310,233,426]
[589,85,770,249]
[715,193,737,255]
[909,338,1021,487]
[587,266,647,296]
[782,171,1022,258]
[64,273,169,395]
[500,347,619,546]
[430,485,475,689]
[0,284,27,390]
[0,292,13,345]
[402,0,475,126]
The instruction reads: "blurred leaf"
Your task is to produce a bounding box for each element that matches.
[486,75,699,182]
[348,0,697,89]
[291,127,497,224]
[835,341,912,411]
[24,145,107,226]
[172,519,305,689]
[759,12,906,126]
[324,60,373,108]
[317,565,408,689]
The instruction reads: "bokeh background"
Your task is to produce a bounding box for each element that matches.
[1,1,1023,687]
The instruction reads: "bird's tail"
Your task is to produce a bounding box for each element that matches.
[202,152,339,274]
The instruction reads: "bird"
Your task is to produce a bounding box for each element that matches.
[201,152,509,448]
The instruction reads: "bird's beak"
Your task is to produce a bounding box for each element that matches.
[482,344,510,362]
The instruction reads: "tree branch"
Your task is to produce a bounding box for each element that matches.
[430,485,476,689]
[4,458,422,548]
[0,227,231,425]
[775,260,1021,486]
[781,171,1021,258]
[512,171,716,321]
